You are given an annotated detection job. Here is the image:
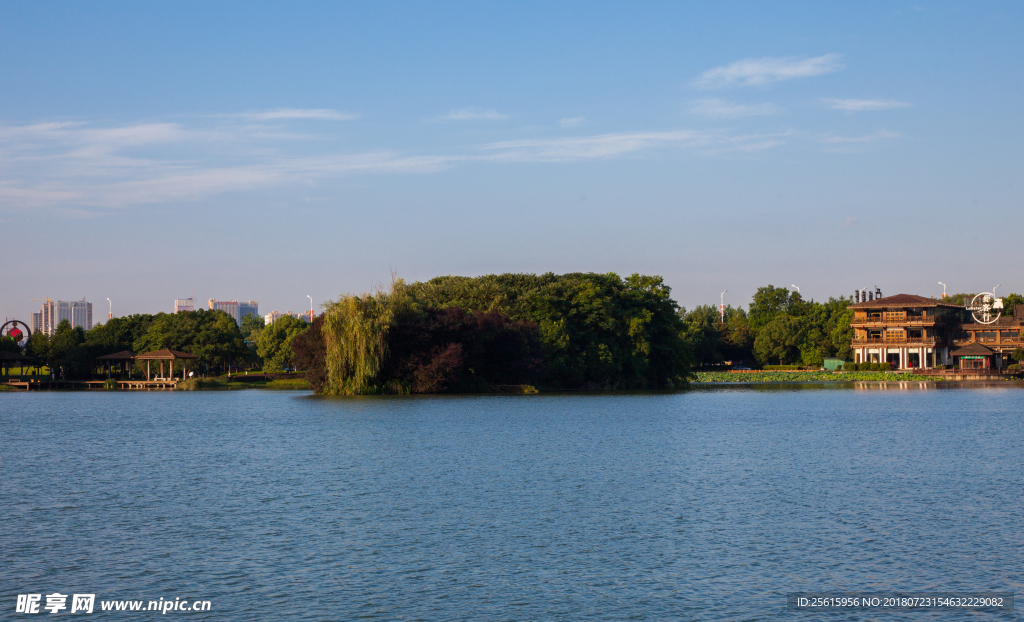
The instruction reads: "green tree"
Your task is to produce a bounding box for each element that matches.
[748,285,803,331]
[754,314,806,365]
[239,313,265,368]
[0,335,20,354]
[133,310,247,373]
[405,272,691,389]
[25,330,50,369]
[257,315,307,372]
[1001,293,1023,317]
[680,305,726,366]
[85,314,155,354]
[48,320,91,378]
[241,313,264,341]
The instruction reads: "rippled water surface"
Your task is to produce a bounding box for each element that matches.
[1,387,1022,620]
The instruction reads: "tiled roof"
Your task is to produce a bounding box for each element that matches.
[95,350,136,360]
[949,342,995,356]
[849,293,962,309]
[135,348,197,359]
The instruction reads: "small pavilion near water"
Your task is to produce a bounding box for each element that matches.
[96,350,136,378]
[135,349,197,381]
[949,342,997,370]
[0,351,36,376]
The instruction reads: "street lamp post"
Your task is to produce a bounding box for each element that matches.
[107,298,112,320]
[307,295,313,323]
[791,284,800,295]
[720,290,727,323]
[938,282,947,299]
[993,284,1001,298]
[70,301,77,329]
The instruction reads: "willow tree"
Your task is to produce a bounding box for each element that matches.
[321,280,411,394]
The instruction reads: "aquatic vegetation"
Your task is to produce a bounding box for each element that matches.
[694,370,937,383]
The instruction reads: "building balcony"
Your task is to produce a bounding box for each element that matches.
[850,317,938,326]
[852,336,940,346]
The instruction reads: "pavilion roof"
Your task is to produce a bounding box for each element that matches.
[135,348,197,360]
[96,350,136,361]
[0,351,35,362]
[950,342,995,357]
[849,293,963,310]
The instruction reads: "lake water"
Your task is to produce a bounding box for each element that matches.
[1,387,1021,620]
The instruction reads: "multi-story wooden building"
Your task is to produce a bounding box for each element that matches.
[948,306,1024,369]
[850,294,1024,370]
[850,294,961,369]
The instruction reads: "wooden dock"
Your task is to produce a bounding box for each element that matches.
[2,379,180,390]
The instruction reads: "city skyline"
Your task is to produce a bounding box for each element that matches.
[2,2,1023,322]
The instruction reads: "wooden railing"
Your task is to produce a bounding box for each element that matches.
[852,337,939,345]
[851,317,935,325]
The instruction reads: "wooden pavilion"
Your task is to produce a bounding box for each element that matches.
[949,342,996,370]
[0,351,36,376]
[135,349,197,381]
[96,350,136,378]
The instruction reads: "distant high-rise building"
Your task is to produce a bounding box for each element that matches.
[174,298,195,313]
[264,311,308,325]
[239,300,259,323]
[208,299,258,326]
[37,299,93,335]
[32,312,43,334]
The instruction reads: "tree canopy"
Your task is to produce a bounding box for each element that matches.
[133,310,247,371]
[257,315,307,372]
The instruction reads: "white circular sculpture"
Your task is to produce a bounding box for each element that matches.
[969,292,1003,324]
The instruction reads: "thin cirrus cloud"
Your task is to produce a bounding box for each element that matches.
[436,108,509,121]
[823,98,912,112]
[232,108,358,121]
[559,117,586,127]
[693,54,843,89]
[479,130,785,162]
[687,98,780,118]
[0,115,787,212]
[821,129,900,144]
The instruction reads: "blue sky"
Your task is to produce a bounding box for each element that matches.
[2,1,1022,322]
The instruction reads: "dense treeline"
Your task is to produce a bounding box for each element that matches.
[15,277,1005,387]
[15,309,301,379]
[680,285,854,367]
[300,272,692,394]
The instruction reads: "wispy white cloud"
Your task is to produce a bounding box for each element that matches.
[824,98,911,112]
[0,118,454,210]
[821,129,900,144]
[687,98,780,117]
[480,129,786,162]
[481,131,710,162]
[559,116,586,127]
[0,114,795,212]
[437,108,508,121]
[233,108,357,121]
[693,54,843,89]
